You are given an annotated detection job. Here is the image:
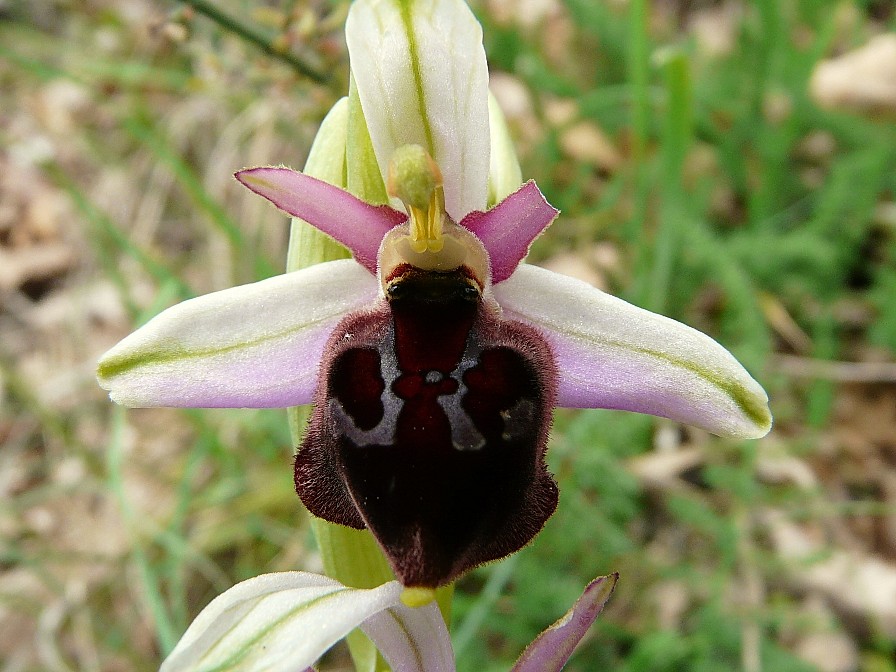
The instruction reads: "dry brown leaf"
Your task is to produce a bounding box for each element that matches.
[487,0,560,28]
[539,252,606,290]
[627,446,706,491]
[762,509,896,636]
[791,597,860,672]
[0,245,77,292]
[689,4,742,57]
[810,34,896,114]
[559,120,622,172]
[756,441,818,489]
[490,73,542,154]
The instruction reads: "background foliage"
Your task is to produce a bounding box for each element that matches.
[2,0,895,670]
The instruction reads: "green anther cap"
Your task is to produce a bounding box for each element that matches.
[387,144,442,210]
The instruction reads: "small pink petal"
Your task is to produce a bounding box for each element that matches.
[511,574,618,672]
[460,181,558,283]
[236,167,407,274]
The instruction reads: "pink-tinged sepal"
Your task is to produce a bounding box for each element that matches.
[460,181,559,283]
[512,573,618,672]
[296,267,558,587]
[235,167,407,274]
[97,260,378,409]
[495,265,772,439]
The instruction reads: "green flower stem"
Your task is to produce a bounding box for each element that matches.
[648,48,692,315]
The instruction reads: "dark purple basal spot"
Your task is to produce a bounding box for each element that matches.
[330,348,384,431]
[295,268,558,588]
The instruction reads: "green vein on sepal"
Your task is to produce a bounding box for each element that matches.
[347,78,389,204]
[398,0,435,160]
[200,589,353,672]
[96,311,338,383]
[564,329,771,435]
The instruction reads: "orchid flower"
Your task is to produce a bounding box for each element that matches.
[97,0,771,592]
[159,569,618,672]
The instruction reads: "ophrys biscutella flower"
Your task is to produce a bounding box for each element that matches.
[97,0,771,590]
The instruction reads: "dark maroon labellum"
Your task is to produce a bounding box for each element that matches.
[295,265,558,587]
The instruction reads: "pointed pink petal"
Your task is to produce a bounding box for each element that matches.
[236,167,407,274]
[494,265,772,439]
[97,260,378,408]
[511,574,618,672]
[460,181,558,283]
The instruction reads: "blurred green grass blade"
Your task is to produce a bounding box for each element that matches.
[123,116,277,280]
[623,0,653,285]
[452,555,519,661]
[659,51,693,172]
[806,311,837,429]
[751,0,782,107]
[626,0,650,164]
[165,427,217,632]
[107,407,180,655]
[647,48,693,314]
[49,162,194,303]
[0,41,69,81]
